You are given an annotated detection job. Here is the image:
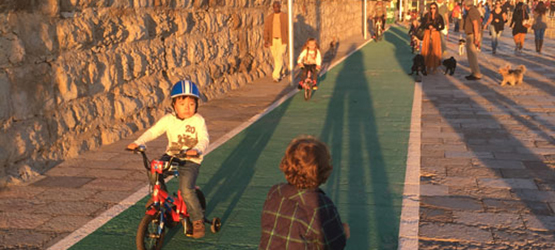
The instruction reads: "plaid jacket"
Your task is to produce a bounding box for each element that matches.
[259,183,347,250]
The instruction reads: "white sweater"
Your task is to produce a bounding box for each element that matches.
[133,113,209,164]
[297,48,322,66]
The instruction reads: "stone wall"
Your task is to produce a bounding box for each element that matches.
[0,0,375,186]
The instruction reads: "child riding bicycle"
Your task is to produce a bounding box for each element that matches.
[408,17,421,53]
[126,80,209,239]
[297,38,322,90]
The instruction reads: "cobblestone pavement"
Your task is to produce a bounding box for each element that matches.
[0,34,369,249]
[418,26,555,249]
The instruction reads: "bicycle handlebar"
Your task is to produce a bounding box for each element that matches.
[125,146,200,172]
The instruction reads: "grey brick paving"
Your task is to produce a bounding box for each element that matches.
[418,20,555,248]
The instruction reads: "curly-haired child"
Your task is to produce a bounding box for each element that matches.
[259,135,349,249]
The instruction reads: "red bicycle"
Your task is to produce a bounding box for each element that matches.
[299,67,318,101]
[128,146,221,250]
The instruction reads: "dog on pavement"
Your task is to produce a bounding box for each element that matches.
[498,65,527,86]
[458,36,466,55]
[408,54,427,82]
[442,57,457,76]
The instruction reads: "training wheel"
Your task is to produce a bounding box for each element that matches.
[210,217,222,233]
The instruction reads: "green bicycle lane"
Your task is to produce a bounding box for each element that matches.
[71,26,415,250]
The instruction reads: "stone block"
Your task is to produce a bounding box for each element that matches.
[37,215,92,233]
[446,166,501,178]
[478,178,538,190]
[0,33,25,67]
[1,229,52,249]
[483,199,553,215]
[80,178,144,191]
[420,207,453,223]
[56,17,94,51]
[472,159,524,169]
[0,212,51,230]
[453,211,524,229]
[419,223,494,243]
[34,188,96,202]
[9,13,57,57]
[421,184,449,196]
[522,215,555,232]
[32,200,105,216]
[512,190,555,202]
[494,152,543,161]
[32,176,94,189]
[7,63,55,120]
[439,177,477,187]
[421,196,483,212]
[491,228,555,248]
[448,186,513,199]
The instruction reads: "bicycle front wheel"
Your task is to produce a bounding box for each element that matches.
[304,87,312,101]
[137,212,166,250]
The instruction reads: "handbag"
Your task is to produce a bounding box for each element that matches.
[415,25,425,40]
[522,9,531,28]
[523,18,532,28]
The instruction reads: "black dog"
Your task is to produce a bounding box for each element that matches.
[442,57,457,76]
[408,54,427,76]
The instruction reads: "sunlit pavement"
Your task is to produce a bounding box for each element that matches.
[418,23,555,249]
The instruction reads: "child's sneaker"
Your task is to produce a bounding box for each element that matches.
[312,84,318,90]
[192,220,205,238]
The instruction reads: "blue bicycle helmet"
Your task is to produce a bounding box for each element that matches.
[170,80,200,99]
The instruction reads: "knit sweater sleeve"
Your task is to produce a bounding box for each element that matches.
[192,115,209,155]
[297,49,307,64]
[133,114,170,147]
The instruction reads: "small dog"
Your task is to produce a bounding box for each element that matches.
[458,36,466,55]
[499,65,527,86]
[409,54,427,81]
[442,57,457,75]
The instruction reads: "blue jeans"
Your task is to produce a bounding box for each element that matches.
[489,26,503,51]
[534,28,545,40]
[178,161,203,222]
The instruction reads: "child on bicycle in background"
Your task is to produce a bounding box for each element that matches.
[126,80,209,239]
[297,38,322,90]
[408,17,421,53]
[259,135,349,249]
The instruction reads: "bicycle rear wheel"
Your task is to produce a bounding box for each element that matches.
[137,212,165,250]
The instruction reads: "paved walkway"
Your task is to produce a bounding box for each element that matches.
[1,22,554,250]
[418,26,555,249]
[0,33,371,250]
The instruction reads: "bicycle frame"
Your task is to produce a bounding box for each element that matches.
[302,70,313,89]
[147,160,189,222]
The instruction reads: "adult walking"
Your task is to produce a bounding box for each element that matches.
[463,0,482,80]
[453,2,463,32]
[510,2,530,54]
[263,1,289,82]
[437,0,450,55]
[484,1,508,54]
[532,1,548,53]
[421,2,445,74]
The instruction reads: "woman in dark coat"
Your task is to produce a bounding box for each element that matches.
[421,2,445,74]
[510,2,529,54]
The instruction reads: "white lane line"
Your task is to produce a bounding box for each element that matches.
[397,80,422,250]
[48,38,375,250]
